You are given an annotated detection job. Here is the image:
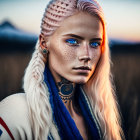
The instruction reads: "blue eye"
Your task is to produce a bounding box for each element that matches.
[90,42,100,48]
[65,38,78,46]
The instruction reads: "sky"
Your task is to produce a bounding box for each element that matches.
[0,0,140,42]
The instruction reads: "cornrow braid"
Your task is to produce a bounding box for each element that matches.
[41,0,77,36]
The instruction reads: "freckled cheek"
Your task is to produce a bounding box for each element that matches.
[59,45,77,63]
[91,50,101,66]
[49,44,77,69]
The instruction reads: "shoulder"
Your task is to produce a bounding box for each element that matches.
[0,93,33,140]
[0,93,27,105]
[0,93,28,117]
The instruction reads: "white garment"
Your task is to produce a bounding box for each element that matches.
[0,93,33,140]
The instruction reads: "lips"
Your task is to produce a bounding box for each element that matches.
[73,66,91,71]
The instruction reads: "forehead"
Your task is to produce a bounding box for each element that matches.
[52,12,103,39]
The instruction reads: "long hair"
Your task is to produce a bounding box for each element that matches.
[23,0,124,140]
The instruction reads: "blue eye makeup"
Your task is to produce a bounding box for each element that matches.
[90,42,100,48]
[65,38,101,48]
[65,38,79,46]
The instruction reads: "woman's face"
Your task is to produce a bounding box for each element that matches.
[47,12,103,84]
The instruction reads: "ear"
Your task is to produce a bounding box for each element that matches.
[39,34,50,50]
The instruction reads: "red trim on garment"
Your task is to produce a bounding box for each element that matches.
[0,117,15,140]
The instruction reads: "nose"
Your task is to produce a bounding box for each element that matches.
[78,43,91,62]
[78,55,91,62]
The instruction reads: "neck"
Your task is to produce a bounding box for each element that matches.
[57,77,76,113]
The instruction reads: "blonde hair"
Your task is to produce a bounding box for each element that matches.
[23,0,124,140]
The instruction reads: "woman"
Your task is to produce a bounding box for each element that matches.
[0,0,124,140]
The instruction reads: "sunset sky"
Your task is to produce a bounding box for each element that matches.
[0,0,140,42]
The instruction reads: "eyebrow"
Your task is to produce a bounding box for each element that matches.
[63,34,102,41]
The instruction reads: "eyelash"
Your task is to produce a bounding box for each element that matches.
[65,38,101,48]
[90,42,101,48]
[65,38,79,46]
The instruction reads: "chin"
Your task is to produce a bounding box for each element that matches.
[69,76,89,84]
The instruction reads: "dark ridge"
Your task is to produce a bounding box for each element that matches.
[109,39,140,54]
[0,20,16,29]
[0,20,38,52]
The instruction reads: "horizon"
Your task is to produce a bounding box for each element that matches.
[0,0,140,42]
[1,20,140,44]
